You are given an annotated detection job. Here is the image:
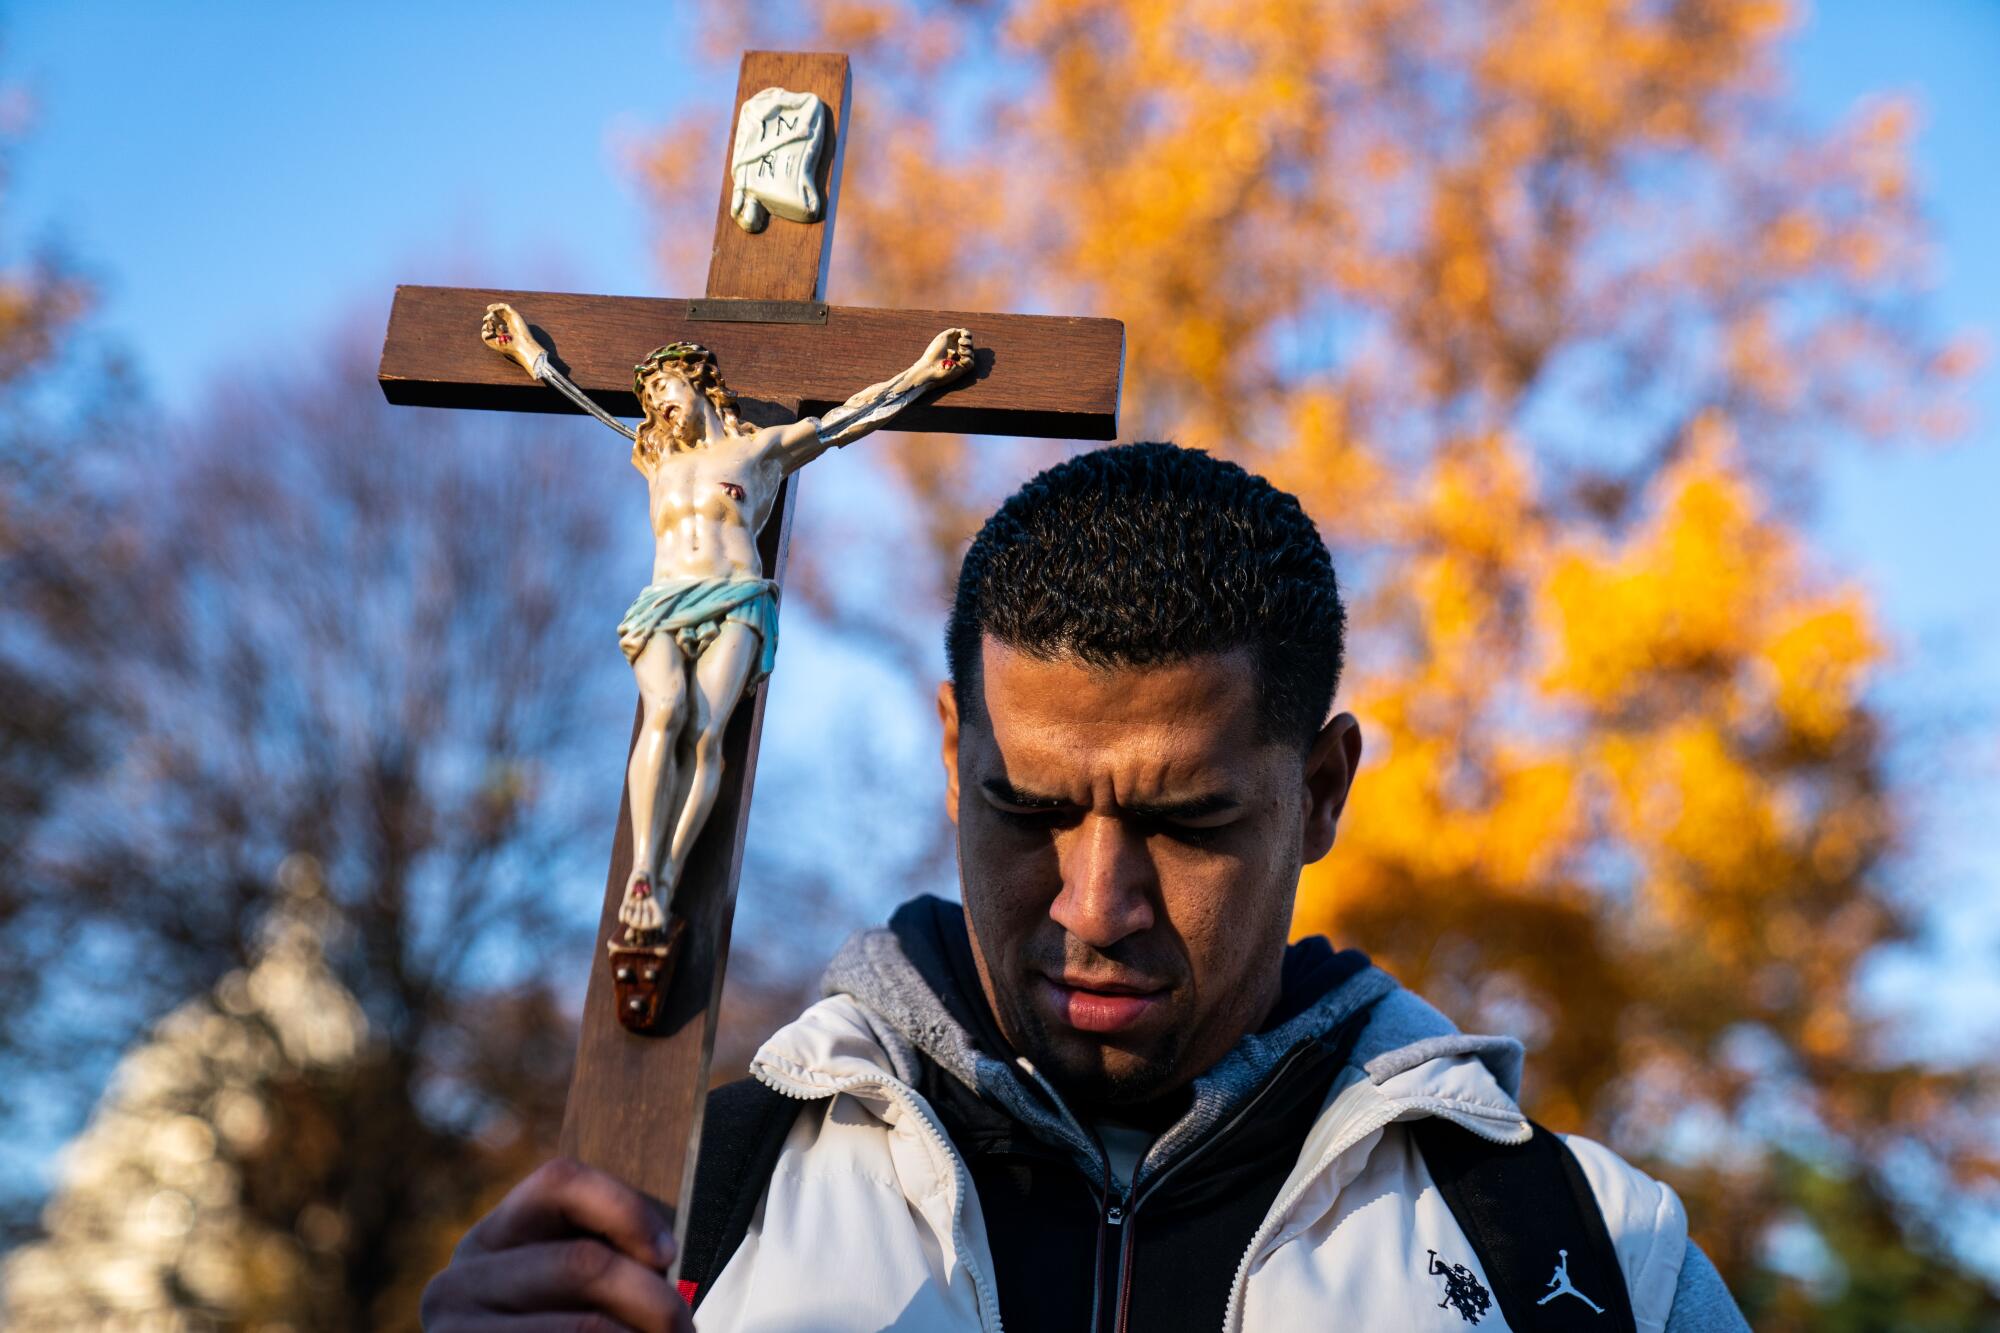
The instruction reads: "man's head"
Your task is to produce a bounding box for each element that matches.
[633,342,738,459]
[938,442,1363,1113]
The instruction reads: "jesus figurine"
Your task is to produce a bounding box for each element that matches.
[480,303,973,994]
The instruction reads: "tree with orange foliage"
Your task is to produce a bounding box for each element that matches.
[644,2,1994,1323]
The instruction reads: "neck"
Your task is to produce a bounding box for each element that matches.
[690,397,726,441]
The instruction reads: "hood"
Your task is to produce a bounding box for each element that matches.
[806,896,1527,1187]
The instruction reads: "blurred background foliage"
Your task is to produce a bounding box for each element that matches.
[1,0,1995,1328]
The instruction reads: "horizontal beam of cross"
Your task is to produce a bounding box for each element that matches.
[379,285,1124,440]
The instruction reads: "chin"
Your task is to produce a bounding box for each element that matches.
[1048,1050,1188,1109]
[1021,1017,1189,1109]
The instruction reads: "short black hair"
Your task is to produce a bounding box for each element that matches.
[946,442,1346,747]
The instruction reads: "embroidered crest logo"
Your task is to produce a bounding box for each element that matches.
[1427,1249,1493,1324]
[1538,1248,1605,1313]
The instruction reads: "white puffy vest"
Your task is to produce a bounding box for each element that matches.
[697,995,1688,1332]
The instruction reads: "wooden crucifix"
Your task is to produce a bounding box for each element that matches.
[376,50,1123,1259]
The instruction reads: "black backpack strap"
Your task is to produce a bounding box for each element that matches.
[1413,1117,1637,1332]
[677,1077,803,1310]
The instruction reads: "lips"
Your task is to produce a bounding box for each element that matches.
[1039,974,1169,1034]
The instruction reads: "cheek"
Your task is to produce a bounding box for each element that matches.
[1158,851,1250,962]
[1162,810,1299,978]
[956,816,1059,948]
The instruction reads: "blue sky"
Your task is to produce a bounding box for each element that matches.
[7,0,1997,1059]
[1783,1,2000,1056]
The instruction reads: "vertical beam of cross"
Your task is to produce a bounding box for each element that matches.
[555,50,852,1243]
[378,44,1121,1262]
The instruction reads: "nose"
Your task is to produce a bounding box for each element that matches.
[1049,813,1156,951]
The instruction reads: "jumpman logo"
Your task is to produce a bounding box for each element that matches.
[1537,1248,1604,1313]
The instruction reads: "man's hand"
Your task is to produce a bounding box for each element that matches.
[420,1157,693,1333]
[913,327,975,387]
[481,303,550,378]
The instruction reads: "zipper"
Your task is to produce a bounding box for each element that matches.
[1016,1055,1116,1193]
[1018,1055,1126,1333]
[1215,1091,1531,1333]
[1113,1197,1139,1333]
[1110,999,1391,1331]
[1099,1040,1321,1333]
[753,1061,1006,1332]
[1218,1092,1399,1333]
[1088,1192,1120,1328]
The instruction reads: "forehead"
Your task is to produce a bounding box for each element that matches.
[971,639,1271,790]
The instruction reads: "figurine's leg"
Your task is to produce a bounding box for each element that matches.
[623,636,691,933]
[663,621,760,890]
[661,731,700,891]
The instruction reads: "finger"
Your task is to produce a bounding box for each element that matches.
[445,1241,683,1333]
[425,1315,645,1333]
[424,1277,656,1333]
[465,1158,673,1271]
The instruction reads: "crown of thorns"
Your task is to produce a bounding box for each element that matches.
[634,341,716,394]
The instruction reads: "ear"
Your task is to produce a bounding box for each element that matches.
[1300,712,1363,865]
[937,681,962,825]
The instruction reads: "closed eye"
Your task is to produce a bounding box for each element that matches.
[984,804,1234,848]
[993,807,1065,831]
[986,797,1077,830]
[979,779,1241,846]
[980,778,1073,818]
[1156,820,1229,847]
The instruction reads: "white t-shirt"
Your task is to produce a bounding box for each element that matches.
[1093,1120,1157,1193]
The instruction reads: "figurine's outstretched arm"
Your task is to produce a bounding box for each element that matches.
[480,303,638,443]
[761,327,973,473]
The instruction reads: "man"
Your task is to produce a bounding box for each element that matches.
[422,443,1749,1331]
[479,303,972,943]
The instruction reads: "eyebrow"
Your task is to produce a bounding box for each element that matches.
[979,777,1241,822]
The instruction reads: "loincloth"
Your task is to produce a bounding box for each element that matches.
[617,576,780,683]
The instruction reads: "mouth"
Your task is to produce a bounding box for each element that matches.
[1037,973,1171,1035]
